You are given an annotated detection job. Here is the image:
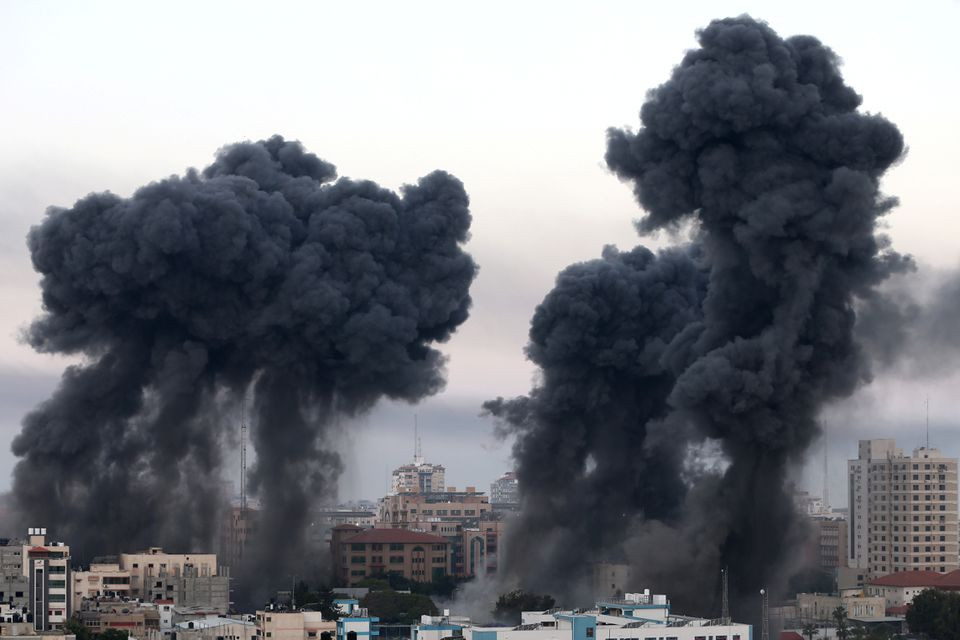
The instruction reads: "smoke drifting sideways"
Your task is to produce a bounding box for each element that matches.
[14,136,477,594]
[487,16,906,615]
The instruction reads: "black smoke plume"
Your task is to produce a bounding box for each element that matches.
[15,135,476,597]
[487,16,905,617]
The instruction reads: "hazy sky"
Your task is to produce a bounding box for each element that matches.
[1,0,958,505]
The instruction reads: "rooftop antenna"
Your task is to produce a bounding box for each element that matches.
[414,414,423,465]
[760,588,769,640]
[925,396,930,450]
[721,567,730,624]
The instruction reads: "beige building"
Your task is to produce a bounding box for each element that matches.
[848,440,959,578]
[23,528,70,631]
[334,528,450,587]
[0,621,75,640]
[255,610,334,640]
[592,563,633,599]
[175,615,256,640]
[119,548,218,598]
[796,592,885,621]
[809,516,848,569]
[866,569,960,608]
[390,460,446,495]
[72,561,131,602]
[218,507,257,574]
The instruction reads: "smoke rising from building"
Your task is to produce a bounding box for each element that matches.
[487,16,905,615]
[14,135,477,589]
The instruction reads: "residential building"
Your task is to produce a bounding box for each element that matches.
[78,600,161,640]
[390,459,446,495]
[313,511,377,529]
[143,565,229,613]
[0,620,75,640]
[795,592,885,621]
[0,538,28,609]
[808,516,848,570]
[489,472,518,506]
[174,615,256,640]
[866,569,960,608]
[333,528,450,587]
[848,440,959,578]
[335,610,378,640]
[118,548,219,599]
[23,527,71,631]
[413,591,750,640]
[254,610,335,640]
[592,563,632,599]
[71,559,131,602]
[218,507,258,574]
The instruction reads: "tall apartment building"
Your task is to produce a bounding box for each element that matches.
[490,472,518,506]
[848,439,959,579]
[23,528,71,631]
[390,459,446,495]
[332,528,450,587]
[810,516,848,569]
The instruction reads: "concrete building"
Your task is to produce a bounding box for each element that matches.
[143,565,230,613]
[490,472,518,506]
[78,598,161,639]
[0,620,75,640]
[335,611,378,640]
[0,538,28,610]
[218,507,258,574]
[848,439,959,578]
[795,592,885,621]
[809,516,848,570]
[591,563,632,599]
[119,548,219,599]
[390,457,445,495]
[865,569,960,608]
[173,615,256,640]
[333,528,450,587]
[72,560,132,602]
[413,591,750,640]
[313,511,377,529]
[23,528,71,631]
[254,610,335,640]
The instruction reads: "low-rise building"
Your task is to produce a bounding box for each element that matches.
[333,529,450,587]
[0,620,75,640]
[173,615,256,640]
[591,563,632,599]
[78,599,161,639]
[144,565,230,614]
[72,559,132,602]
[796,592,885,621]
[413,591,750,640]
[866,569,960,608]
[254,610,335,640]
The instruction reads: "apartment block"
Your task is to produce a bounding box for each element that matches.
[848,439,959,578]
[255,610,335,640]
[390,460,446,495]
[0,538,28,610]
[333,528,450,587]
[23,528,71,631]
[489,472,518,506]
[118,548,218,599]
[810,516,848,570]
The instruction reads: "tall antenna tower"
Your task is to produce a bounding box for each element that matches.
[414,414,423,465]
[925,396,930,449]
[721,567,730,624]
[823,426,829,511]
[240,400,247,513]
[760,589,769,640]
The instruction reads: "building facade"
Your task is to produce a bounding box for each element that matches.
[848,440,959,578]
[0,538,28,610]
[255,610,335,640]
[866,569,960,608]
[490,472,518,506]
[333,528,450,587]
[23,528,71,631]
[118,548,219,599]
[390,461,446,495]
[809,516,848,570]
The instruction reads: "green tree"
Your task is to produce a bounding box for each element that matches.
[98,630,130,640]
[850,624,867,640]
[832,605,849,640]
[65,617,93,640]
[905,588,960,640]
[493,590,556,625]
[801,623,820,640]
[360,590,438,624]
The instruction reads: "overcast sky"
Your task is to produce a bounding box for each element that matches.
[1,0,958,506]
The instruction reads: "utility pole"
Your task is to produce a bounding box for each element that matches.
[760,589,769,640]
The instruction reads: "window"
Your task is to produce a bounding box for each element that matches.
[585,629,593,638]
[390,556,404,563]
[389,544,403,551]
[351,543,365,551]
[351,556,365,564]
[350,569,366,576]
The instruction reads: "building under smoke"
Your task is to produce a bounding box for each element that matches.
[487,15,907,618]
[14,135,477,602]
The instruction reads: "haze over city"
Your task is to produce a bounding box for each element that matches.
[1,1,960,638]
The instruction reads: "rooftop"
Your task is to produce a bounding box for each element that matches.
[343,528,449,545]
[869,569,960,588]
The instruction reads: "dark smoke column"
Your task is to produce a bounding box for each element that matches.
[492,16,905,612]
[14,136,477,583]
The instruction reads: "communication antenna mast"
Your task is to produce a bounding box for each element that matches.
[240,400,247,513]
[760,589,769,640]
[721,567,730,624]
[926,396,930,449]
[414,414,423,465]
[823,426,829,511]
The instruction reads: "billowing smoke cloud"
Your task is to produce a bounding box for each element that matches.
[14,135,476,594]
[487,16,905,617]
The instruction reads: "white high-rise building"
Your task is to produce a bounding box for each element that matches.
[848,439,959,579]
